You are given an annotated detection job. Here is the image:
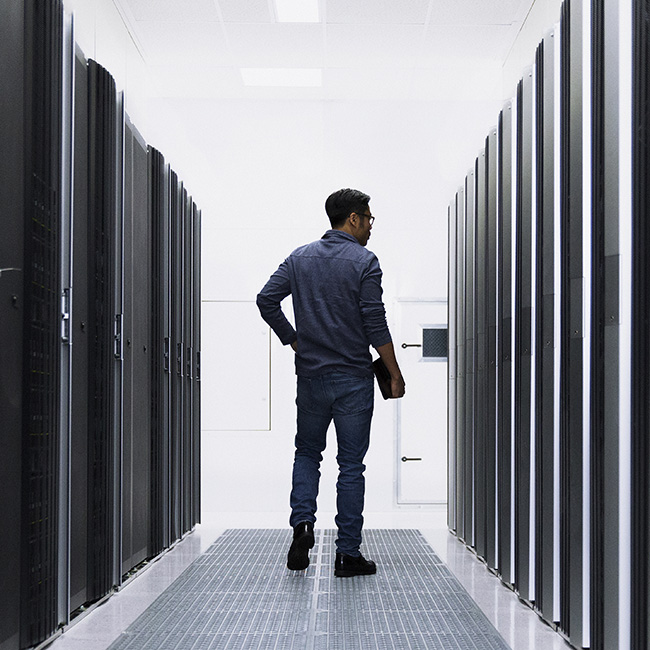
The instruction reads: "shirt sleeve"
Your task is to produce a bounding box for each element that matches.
[256,259,298,346]
[359,256,392,349]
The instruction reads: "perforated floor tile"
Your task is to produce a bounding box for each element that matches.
[108,529,511,650]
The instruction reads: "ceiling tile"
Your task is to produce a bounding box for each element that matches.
[326,0,430,24]
[323,67,412,100]
[325,24,424,68]
[124,0,219,22]
[427,0,528,25]
[421,24,516,62]
[146,65,243,97]
[135,22,232,65]
[226,24,324,67]
[217,0,273,23]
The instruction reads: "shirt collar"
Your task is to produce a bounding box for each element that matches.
[322,229,359,244]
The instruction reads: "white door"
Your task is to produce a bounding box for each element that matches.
[396,299,448,504]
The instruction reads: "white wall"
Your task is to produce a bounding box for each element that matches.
[63,0,566,527]
[143,95,502,524]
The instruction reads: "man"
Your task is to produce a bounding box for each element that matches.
[256,188,405,577]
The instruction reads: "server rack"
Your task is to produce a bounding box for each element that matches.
[560,0,589,643]
[0,1,64,647]
[632,0,650,647]
[182,188,194,535]
[69,44,90,615]
[485,129,498,570]
[497,101,515,586]
[474,151,488,561]
[534,33,559,623]
[192,204,202,527]
[514,71,535,602]
[86,58,118,603]
[121,116,152,576]
[149,147,171,555]
[169,170,183,542]
[448,202,457,532]
[463,169,476,547]
[453,189,466,540]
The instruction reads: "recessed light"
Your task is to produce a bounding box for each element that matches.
[241,68,322,87]
[274,0,320,23]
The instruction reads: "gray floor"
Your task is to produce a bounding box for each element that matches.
[106,529,510,650]
[46,510,573,650]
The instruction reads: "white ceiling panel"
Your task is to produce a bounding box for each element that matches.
[326,0,430,25]
[146,65,243,97]
[421,24,515,62]
[226,24,324,67]
[217,0,274,23]
[135,22,232,65]
[125,0,219,22]
[324,67,413,100]
[427,0,527,25]
[325,24,425,68]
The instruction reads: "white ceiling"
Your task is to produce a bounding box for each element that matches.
[115,0,534,100]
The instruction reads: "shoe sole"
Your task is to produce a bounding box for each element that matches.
[334,567,377,578]
[287,533,315,571]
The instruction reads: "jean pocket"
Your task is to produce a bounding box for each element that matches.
[332,377,374,415]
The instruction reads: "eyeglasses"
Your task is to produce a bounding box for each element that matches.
[352,212,375,226]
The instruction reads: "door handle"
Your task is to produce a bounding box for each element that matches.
[401,343,422,349]
[401,456,422,462]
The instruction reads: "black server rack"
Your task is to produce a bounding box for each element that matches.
[632,0,650,647]
[169,170,183,541]
[534,33,558,623]
[485,129,498,570]
[86,58,118,602]
[448,202,457,532]
[69,45,90,614]
[463,169,476,547]
[0,1,64,647]
[121,116,152,576]
[474,151,488,561]
[454,189,466,540]
[183,188,193,535]
[514,71,534,602]
[192,204,202,527]
[497,101,514,586]
[149,147,171,556]
[560,0,588,642]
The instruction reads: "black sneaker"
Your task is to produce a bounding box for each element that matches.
[334,552,377,577]
[287,522,315,570]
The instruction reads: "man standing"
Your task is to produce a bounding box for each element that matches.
[256,188,405,577]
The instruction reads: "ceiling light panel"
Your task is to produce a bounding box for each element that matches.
[124,0,219,21]
[241,68,322,87]
[217,0,273,23]
[326,0,430,25]
[274,0,320,23]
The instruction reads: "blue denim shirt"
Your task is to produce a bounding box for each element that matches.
[257,230,392,378]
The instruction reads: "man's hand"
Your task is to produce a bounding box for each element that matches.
[375,341,406,399]
[291,340,298,352]
[391,374,406,398]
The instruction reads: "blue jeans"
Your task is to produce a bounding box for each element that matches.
[289,372,374,557]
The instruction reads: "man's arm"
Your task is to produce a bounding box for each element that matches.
[256,260,298,347]
[375,341,406,398]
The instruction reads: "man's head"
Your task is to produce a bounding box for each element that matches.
[325,188,374,246]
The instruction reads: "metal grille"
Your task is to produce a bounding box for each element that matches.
[422,328,447,359]
[108,529,510,650]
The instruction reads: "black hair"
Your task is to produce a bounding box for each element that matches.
[325,188,371,228]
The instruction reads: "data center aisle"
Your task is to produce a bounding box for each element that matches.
[47,510,571,650]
